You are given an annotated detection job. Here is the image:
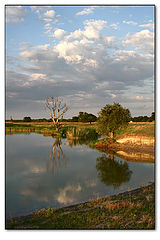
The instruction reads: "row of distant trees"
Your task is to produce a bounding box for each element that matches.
[131,112,155,122]
[20,112,97,123]
[21,111,155,123]
[11,112,155,123]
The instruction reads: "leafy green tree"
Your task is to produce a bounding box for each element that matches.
[87,113,97,123]
[71,116,79,122]
[78,112,97,123]
[96,154,132,188]
[78,112,87,122]
[97,102,131,138]
[23,116,32,122]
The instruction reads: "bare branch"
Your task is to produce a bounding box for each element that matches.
[45,96,68,131]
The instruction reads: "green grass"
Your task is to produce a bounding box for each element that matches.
[5,121,154,144]
[5,122,64,137]
[6,183,155,230]
[5,122,98,139]
[114,123,154,138]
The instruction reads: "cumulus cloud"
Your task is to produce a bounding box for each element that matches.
[44,10,55,18]
[6,6,28,24]
[66,19,107,40]
[31,6,59,23]
[75,7,95,16]
[6,15,154,118]
[53,29,66,38]
[9,37,153,115]
[123,30,154,53]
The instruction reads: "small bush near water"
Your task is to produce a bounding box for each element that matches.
[66,127,98,140]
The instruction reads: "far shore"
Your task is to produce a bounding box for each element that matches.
[5,120,155,163]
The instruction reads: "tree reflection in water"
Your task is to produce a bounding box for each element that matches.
[67,138,87,147]
[47,138,67,174]
[96,154,132,188]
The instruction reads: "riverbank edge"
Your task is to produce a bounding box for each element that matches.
[6,182,155,230]
[95,138,155,155]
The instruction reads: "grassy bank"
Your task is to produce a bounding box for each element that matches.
[5,121,155,151]
[115,122,154,138]
[5,121,98,139]
[90,122,155,152]
[6,183,155,230]
[5,123,62,137]
[5,121,154,137]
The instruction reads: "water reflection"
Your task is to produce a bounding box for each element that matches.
[96,154,132,188]
[67,138,91,147]
[6,134,154,218]
[47,138,67,174]
[115,150,154,163]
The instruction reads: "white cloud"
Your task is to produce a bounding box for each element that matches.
[123,20,137,26]
[104,36,115,43]
[44,23,53,35]
[85,19,106,30]
[75,7,95,16]
[110,23,119,30]
[6,6,28,24]
[7,16,154,117]
[123,30,154,53]
[55,40,82,63]
[6,6,154,119]
[30,6,51,13]
[43,10,55,18]
[53,29,66,39]
[66,19,107,40]
[139,23,154,30]
[54,19,109,66]
[30,73,47,81]
[31,7,59,23]
[19,44,51,64]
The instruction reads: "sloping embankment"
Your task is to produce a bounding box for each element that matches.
[116,135,154,146]
[6,183,155,229]
[95,134,155,162]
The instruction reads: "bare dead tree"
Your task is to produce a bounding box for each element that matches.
[45,96,68,131]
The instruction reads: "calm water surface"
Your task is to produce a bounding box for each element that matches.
[6,134,154,218]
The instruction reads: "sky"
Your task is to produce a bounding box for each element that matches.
[5,5,155,120]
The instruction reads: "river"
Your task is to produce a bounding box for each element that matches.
[6,133,154,218]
